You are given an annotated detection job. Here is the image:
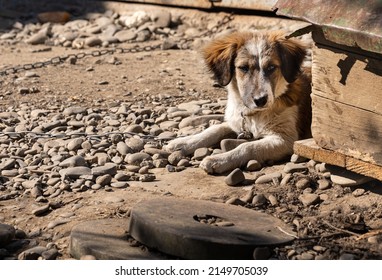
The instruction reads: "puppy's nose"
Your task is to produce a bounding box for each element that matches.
[254,95,268,107]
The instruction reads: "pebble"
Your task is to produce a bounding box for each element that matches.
[111,182,129,188]
[295,177,311,190]
[193,147,210,160]
[240,190,254,203]
[168,151,184,165]
[114,30,137,42]
[59,155,87,167]
[139,174,156,182]
[92,163,117,176]
[127,153,151,165]
[116,142,131,155]
[268,194,278,206]
[67,138,84,151]
[255,172,282,184]
[246,160,262,171]
[26,32,48,45]
[95,174,112,186]
[224,168,245,186]
[290,154,308,163]
[352,188,366,197]
[225,197,246,206]
[59,166,92,179]
[298,193,320,206]
[252,194,267,206]
[318,179,331,190]
[47,218,70,229]
[31,204,50,216]
[328,165,373,186]
[85,36,102,47]
[284,162,308,173]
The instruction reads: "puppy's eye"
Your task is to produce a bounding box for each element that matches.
[238,65,249,73]
[264,64,276,75]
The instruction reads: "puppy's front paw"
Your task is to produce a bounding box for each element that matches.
[165,138,185,153]
[199,155,232,174]
[165,137,195,155]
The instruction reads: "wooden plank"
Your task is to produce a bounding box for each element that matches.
[293,139,382,181]
[311,95,382,165]
[312,43,382,113]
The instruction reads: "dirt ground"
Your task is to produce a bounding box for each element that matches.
[0,1,382,260]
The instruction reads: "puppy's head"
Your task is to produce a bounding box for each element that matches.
[203,31,307,111]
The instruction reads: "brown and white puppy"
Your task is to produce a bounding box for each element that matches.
[166,31,312,174]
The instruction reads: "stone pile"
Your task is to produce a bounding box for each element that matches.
[0,9,211,49]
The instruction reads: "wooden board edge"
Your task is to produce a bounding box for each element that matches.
[293,139,382,181]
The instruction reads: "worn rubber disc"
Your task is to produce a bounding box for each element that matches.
[70,218,163,260]
[129,197,295,259]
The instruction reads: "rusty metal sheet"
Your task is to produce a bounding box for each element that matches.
[273,0,382,54]
[117,0,277,11]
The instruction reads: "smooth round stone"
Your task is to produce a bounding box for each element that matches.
[92,163,117,176]
[318,179,331,190]
[157,131,176,140]
[298,193,320,207]
[26,32,47,45]
[246,160,262,171]
[59,166,92,179]
[295,177,311,190]
[268,195,278,206]
[129,197,295,259]
[327,165,373,187]
[114,173,130,181]
[47,218,70,229]
[1,169,19,177]
[70,218,163,260]
[31,204,50,216]
[224,168,245,186]
[95,174,112,186]
[252,194,267,206]
[59,155,87,167]
[126,153,151,166]
[85,36,102,47]
[114,29,137,42]
[126,138,144,152]
[283,162,308,173]
[139,174,156,182]
[167,151,184,165]
[352,188,366,197]
[67,138,84,151]
[111,182,129,188]
[193,147,210,160]
[63,106,87,116]
[255,172,282,184]
[0,223,15,247]
[116,142,131,155]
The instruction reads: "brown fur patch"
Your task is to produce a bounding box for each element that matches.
[203,32,253,86]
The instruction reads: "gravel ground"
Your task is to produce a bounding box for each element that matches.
[0,1,382,260]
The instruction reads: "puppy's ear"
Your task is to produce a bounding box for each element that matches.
[203,33,247,86]
[276,37,307,83]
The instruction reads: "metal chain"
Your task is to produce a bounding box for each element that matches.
[0,14,234,77]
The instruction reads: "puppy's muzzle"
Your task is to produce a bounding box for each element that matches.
[254,95,268,108]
